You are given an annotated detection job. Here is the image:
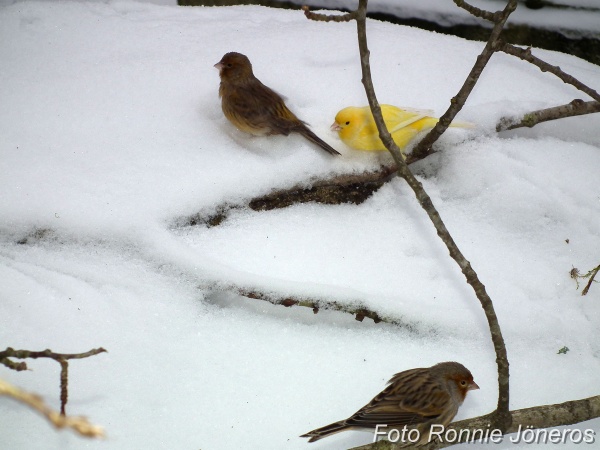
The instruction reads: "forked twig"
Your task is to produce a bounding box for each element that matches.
[411,0,517,159]
[1,347,107,415]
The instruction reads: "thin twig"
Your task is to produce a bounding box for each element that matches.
[210,286,434,333]
[453,0,497,21]
[582,264,600,296]
[0,378,104,438]
[0,347,107,415]
[0,358,27,371]
[499,42,600,103]
[412,0,517,159]
[497,100,600,131]
[238,288,387,324]
[59,359,68,416]
[570,263,600,296]
[0,348,107,365]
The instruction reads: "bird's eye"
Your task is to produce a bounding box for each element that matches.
[226,63,233,68]
[460,380,468,387]
[345,121,350,125]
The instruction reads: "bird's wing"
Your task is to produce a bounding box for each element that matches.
[345,369,450,428]
[383,105,435,133]
[248,80,302,134]
[221,77,299,135]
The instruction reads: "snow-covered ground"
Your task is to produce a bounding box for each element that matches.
[1,1,599,449]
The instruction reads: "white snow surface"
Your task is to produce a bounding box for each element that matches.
[1,1,599,449]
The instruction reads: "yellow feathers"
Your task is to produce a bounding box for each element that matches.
[331,104,473,152]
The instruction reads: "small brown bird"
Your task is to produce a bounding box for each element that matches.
[300,361,479,445]
[214,52,340,156]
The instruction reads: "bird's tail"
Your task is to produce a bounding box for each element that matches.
[300,420,352,443]
[449,119,476,129]
[412,117,475,132]
[297,126,341,156]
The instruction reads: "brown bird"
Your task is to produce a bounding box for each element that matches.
[300,361,479,445]
[214,52,340,156]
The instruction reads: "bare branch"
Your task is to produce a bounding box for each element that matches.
[351,395,600,449]
[352,0,512,430]
[0,347,107,366]
[0,378,105,438]
[0,358,27,371]
[452,0,497,21]
[1,347,107,415]
[59,359,69,416]
[582,265,599,295]
[571,263,600,296]
[497,100,600,131]
[412,0,518,159]
[499,43,600,103]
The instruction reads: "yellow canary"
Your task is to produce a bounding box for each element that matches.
[331,105,473,152]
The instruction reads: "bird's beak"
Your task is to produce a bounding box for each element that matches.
[469,381,480,391]
[214,62,223,72]
[330,122,342,132]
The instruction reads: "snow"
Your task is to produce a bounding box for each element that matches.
[1,1,599,449]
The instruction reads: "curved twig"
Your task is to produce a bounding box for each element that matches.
[0,378,104,438]
[453,0,497,21]
[497,99,600,131]
[302,5,357,22]
[498,42,600,103]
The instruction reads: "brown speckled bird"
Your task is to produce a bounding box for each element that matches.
[300,361,479,445]
[214,52,340,156]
